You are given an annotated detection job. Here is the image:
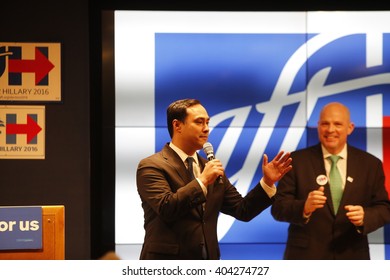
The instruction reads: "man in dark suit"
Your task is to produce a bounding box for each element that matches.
[271,102,390,259]
[136,98,292,260]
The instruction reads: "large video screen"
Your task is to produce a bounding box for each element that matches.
[114,11,390,259]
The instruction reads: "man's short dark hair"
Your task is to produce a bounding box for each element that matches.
[167,98,201,138]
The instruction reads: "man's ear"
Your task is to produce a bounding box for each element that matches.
[173,119,182,133]
[347,122,355,135]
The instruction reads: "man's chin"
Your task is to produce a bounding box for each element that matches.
[324,143,339,153]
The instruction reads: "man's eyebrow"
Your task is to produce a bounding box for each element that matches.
[194,116,209,121]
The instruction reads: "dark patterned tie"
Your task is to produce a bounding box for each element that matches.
[328,155,343,214]
[186,157,195,180]
[186,157,208,259]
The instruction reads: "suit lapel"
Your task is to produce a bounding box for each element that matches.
[340,146,357,206]
[162,144,190,185]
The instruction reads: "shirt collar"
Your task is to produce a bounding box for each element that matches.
[169,142,199,165]
[321,144,347,160]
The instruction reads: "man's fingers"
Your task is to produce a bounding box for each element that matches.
[263,154,269,166]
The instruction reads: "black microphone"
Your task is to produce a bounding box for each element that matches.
[203,142,223,184]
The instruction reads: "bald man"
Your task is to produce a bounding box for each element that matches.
[271,102,390,259]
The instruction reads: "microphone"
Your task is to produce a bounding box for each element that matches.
[203,142,223,184]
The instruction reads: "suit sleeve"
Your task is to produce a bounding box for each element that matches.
[360,158,390,234]
[220,180,274,222]
[136,156,206,223]
[271,163,310,225]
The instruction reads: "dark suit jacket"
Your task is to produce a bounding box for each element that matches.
[136,143,273,260]
[271,143,390,259]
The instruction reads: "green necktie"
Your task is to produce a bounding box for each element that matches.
[328,155,343,214]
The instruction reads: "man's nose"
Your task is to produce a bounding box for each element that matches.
[327,124,336,131]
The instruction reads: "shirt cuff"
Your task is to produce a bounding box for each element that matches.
[260,178,276,198]
[356,226,364,234]
[302,211,312,224]
[196,178,208,197]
